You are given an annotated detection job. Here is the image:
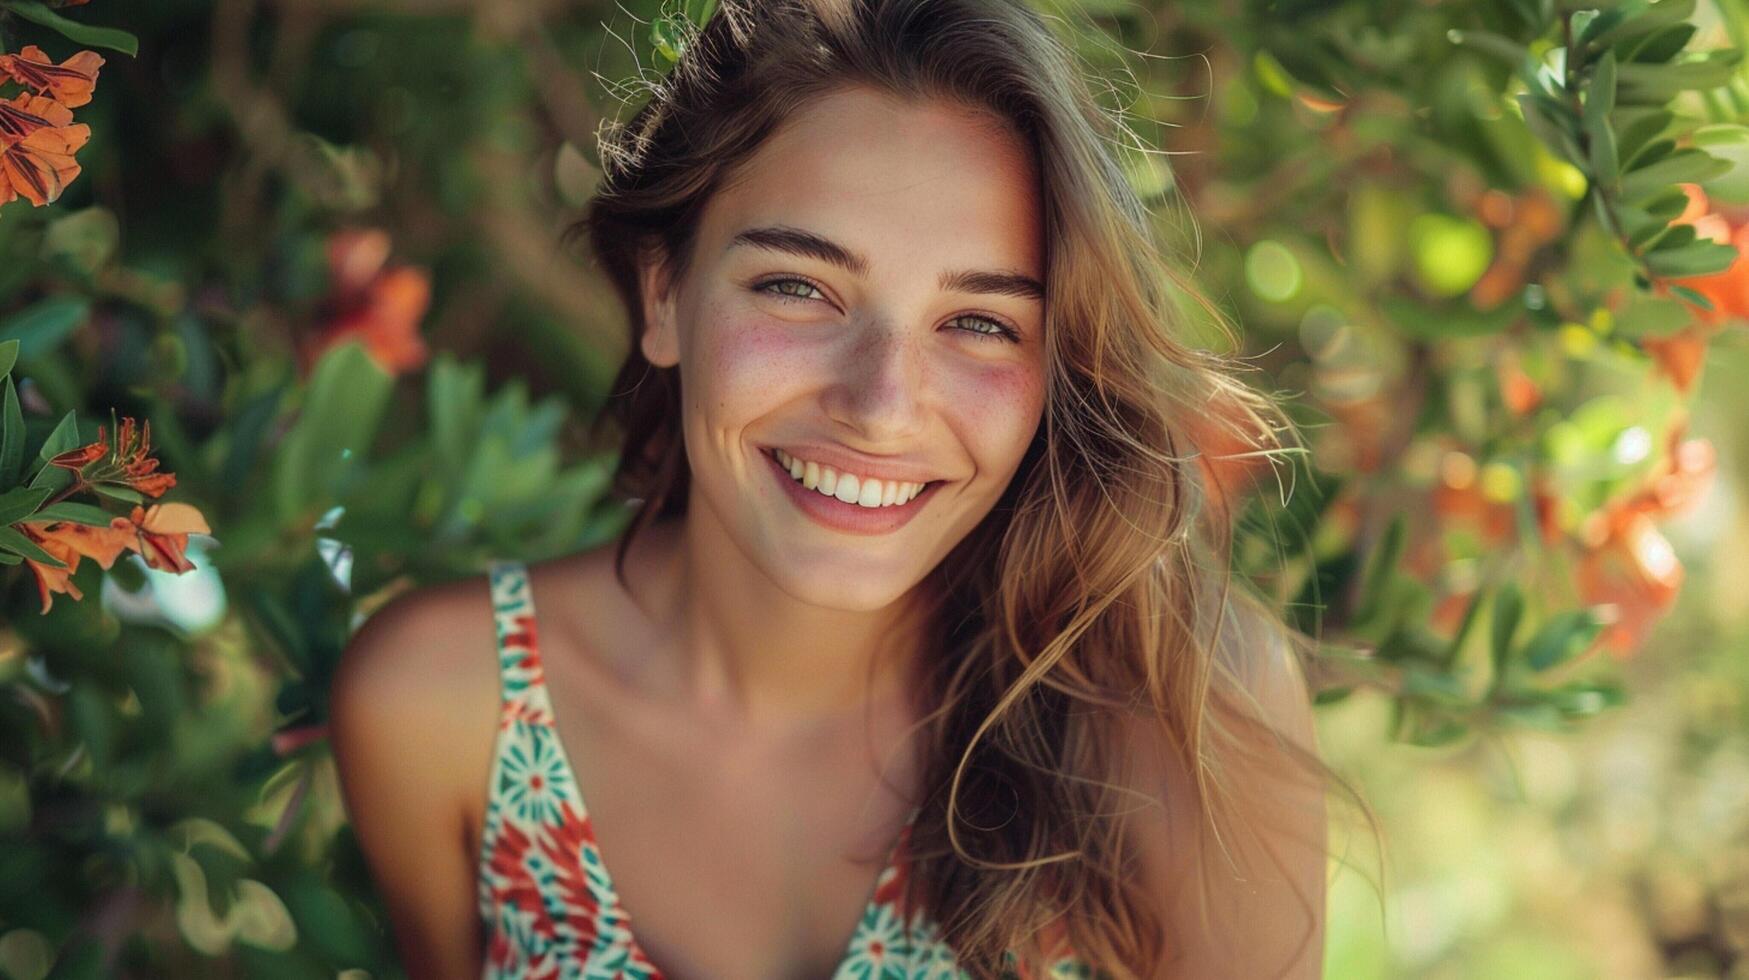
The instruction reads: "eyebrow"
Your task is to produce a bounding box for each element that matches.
[726,224,1045,301]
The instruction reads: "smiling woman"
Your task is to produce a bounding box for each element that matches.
[329,0,1357,978]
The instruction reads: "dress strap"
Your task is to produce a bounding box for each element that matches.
[485,558,553,721]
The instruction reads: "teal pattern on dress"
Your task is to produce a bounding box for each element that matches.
[476,558,1098,978]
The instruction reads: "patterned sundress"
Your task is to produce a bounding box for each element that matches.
[476,558,1098,979]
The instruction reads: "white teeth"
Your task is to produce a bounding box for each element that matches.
[772,448,930,509]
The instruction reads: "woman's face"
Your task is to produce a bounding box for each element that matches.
[640,86,1047,612]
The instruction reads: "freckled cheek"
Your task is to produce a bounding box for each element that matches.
[686,310,818,421]
[949,361,1046,473]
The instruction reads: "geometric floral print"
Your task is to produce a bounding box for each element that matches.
[476,559,1099,980]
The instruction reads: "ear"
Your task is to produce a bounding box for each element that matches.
[637,246,681,369]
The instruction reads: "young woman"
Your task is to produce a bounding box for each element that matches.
[331,0,1349,977]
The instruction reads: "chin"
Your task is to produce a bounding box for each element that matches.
[760,548,921,612]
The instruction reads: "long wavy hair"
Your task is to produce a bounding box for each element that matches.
[566,0,1378,974]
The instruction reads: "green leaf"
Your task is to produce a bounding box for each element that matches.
[0,525,64,567]
[33,410,80,465]
[1691,124,1749,205]
[1380,293,1523,339]
[1447,28,1530,69]
[1616,51,1743,103]
[26,410,79,491]
[1642,185,1693,219]
[1643,221,1698,255]
[272,342,393,521]
[89,483,143,504]
[1349,513,1406,632]
[1623,22,1696,63]
[1521,608,1607,670]
[1490,582,1524,682]
[1667,283,1715,311]
[1621,185,1690,233]
[1587,51,1619,123]
[1547,680,1628,717]
[1406,719,1470,747]
[1585,0,1694,53]
[685,0,720,27]
[1396,700,1471,746]
[29,501,112,526]
[430,354,484,471]
[1614,108,1673,164]
[0,486,52,525]
[1496,701,1569,731]
[1618,148,1733,199]
[27,461,71,492]
[1643,239,1738,277]
[1623,136,1676,174]
[1502,0,1546,31]
[1576,6,1630,51]
[1517,93,1585,166]
[2,1,140,55]
[0,551,19,566]
[649,12,688,66]
[1442,587,1488,670]
[0,295,89,362]
[1402,663,1476,707]
[0,376,21,486]
[0,339,16,379]
[1585,52,1620,187]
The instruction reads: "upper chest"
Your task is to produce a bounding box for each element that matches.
[463,558,925,980]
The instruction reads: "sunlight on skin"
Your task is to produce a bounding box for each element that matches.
[632,85,1048,724]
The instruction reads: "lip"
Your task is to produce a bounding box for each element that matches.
[763,443,942,485]
[763,448,942,536]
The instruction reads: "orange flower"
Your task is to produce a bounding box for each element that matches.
[1469,188,1565,310]
[0,93,91,207]
[1572,425,1715,657]
[49,415,178,498]
[119,502,210,573]
[0,45,104,108]
[1575,511,1680,658]
[0,90,59,142]
[1641,324,1712,394]
[1430,450,1516,545]
[18,523,85,612]
[1657,183,1749,326]
[17,518,139,614]
[16,502,212,613]
[301,228,431,376]
[1495,348,1543,416]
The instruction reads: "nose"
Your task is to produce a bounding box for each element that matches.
[820,321,928,445]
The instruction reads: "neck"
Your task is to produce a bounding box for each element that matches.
[636,507,937,736]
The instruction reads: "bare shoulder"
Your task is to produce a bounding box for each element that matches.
[1120,592,1328,980]
[327,569,505,980]
[331,570,502,776]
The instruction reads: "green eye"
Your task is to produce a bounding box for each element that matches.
[752,276,1021,344]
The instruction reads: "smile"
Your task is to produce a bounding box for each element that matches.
[772,447,933,508]
[763,448,942,536]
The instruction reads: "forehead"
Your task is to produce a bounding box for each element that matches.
[698,86,1043,277]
